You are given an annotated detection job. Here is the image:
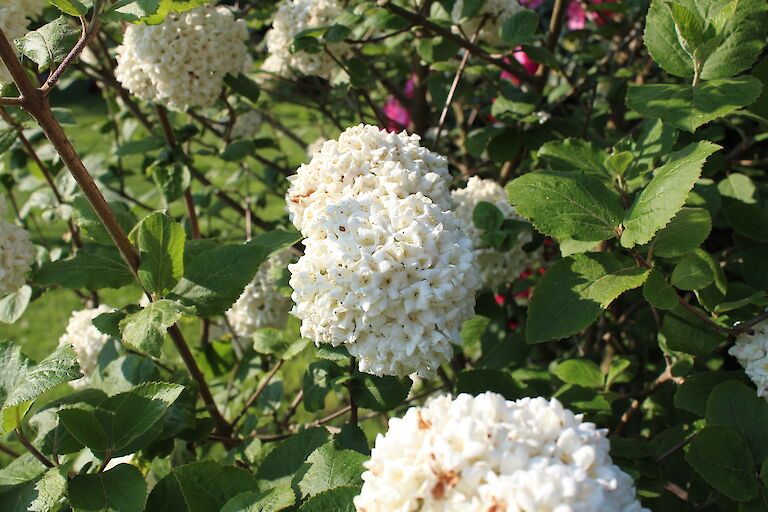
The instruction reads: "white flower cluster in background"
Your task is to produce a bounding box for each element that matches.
[355,392,648,512]
[451,177,542,289]
[451,0,523,46]
[59,305,113,390]
[0,0,47,84]
[305,137,327,159]
[288,124,452,232]
[226,250,292,339]
[261,0,347,79]
[115,5,248,111]
[729,319,768,398]
[0,195,35,296]
[288,124,479,377]
[231,110,263,139]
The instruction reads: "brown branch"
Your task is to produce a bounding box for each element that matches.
[534,0,568,91]
[233,359,285,428]
[15,427,53,468]
[41,16,98,95]
[0,97,22,106]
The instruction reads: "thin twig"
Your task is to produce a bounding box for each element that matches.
[233,359,285,428]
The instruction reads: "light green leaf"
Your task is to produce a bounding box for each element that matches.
[0,467,66,512]
[626,78,762,133]
[119,300,187,358]
[296,443,366,498]
[507,171,624,243]
[554,359,604,388]
[651,207,711,257]
[68,464,148,512]
[0,343,81,434]
[526,253,649,343]
[15,17,79,72]
[0,285,31,324]
[48,0,88,16]
[460,315,490,348]
[537,138,609,178]
[221,487,296,512]
[621,142,720,247]
[685,425,758,502]
[134,212,185,295]
[73,196,138,247]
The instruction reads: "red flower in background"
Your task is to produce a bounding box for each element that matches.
[383,77,416,132]
[501,49,540,86]
[567,0,617,30]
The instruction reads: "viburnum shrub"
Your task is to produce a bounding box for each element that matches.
[0,0,767,510]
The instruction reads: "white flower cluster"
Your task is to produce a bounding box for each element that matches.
[225,250,292,339]
[115,5,249,111]
[355,392,648,512]
[451,0,523,46]
[0,196,35,296]
[231,110,263,139]
[288,124,452,232]
[59,305,113,390]
[261,0,347,79]
[306,137,327,159]
[0,0,47,84]
[729,319,768,398]
[451,177,542,289]
[287,124,479,377]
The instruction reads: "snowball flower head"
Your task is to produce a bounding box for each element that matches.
[289,192,479,377]
[451,177,542,289]
[226,250,292,339]
[261,0,347,79]
[306,137,327,159]
[115,5,248,111]
[59,305,113,390]
[451,0,523,46]
[729,319,768,398]
[0,196,35,296]
[355,392,648,512]
[0,0,47,84]
[287,124,452,233]
[231,110,263,139]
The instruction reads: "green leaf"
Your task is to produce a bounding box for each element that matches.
[134,212,185,295]
[221,487,295,512]
[671,251,714,291]
[651,207,711,257]
[460,315,490,348]
[0,466,66,512]
[34,248,135,291]
[642,269,678,310]
[626,79,762,133]
[554,359,604,388]
[59,382,183,457]
[0,285,31,324]
[223,73,260,103]
[296,443,366,498]
[349,372,410,412]
[456,369,521,400]
[0,343,81,434]
[629,118,679,179]
[722,203,768,242]
[68,464,148,512]
[526,253,649,343]
[685,425,758,502]
[500,9,540,47]
[48,0,88,16]
[537,138,609,178]
[73,196,138,246]
[252,329,308,360]
[706,380,768,461]
[255,428,331,488]
[621,141,720,247]
[15,17,79,72]
[644,0,768,80]
[472,201,505,231]
[147,461,257,512]
[116,137,166,157]
[507,171,624,243]
[119,300,187,358]
[303,361,343,413]
[718,173,757,204]
[298,486,359,512]
[169,230,301,316]
[661,304,725,356]
[220,140,255,162]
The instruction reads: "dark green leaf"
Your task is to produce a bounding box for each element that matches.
[68,464,148,512]
[15,17,79,71]
[223,73,261,103]
[298,486,359,512]
[34,248,134,290]
[255,428,331,488]
[349,372,410,412]
[652,207,711,257]
[537,138,609,178]
[472,201,504,231]
[303,361,342,413]
[0,466,66,512]
[661,304,725,356]
[500,9,540,47]
[456,369,521,400]
[671,251,714,291]
[526,253,649,343]
[221,487,295,512]
[642,269,678,310]
[296,443,366,498]
[722,203,768,242]
[706,380,768,461]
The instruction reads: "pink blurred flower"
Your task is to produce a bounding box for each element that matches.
[501,49,540,86]
[567,0,617,30]
[383,77,416,132]
[520,0,545,8]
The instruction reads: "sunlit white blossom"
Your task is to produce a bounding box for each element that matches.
[729,319,768,398]
[59,305,113,390]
